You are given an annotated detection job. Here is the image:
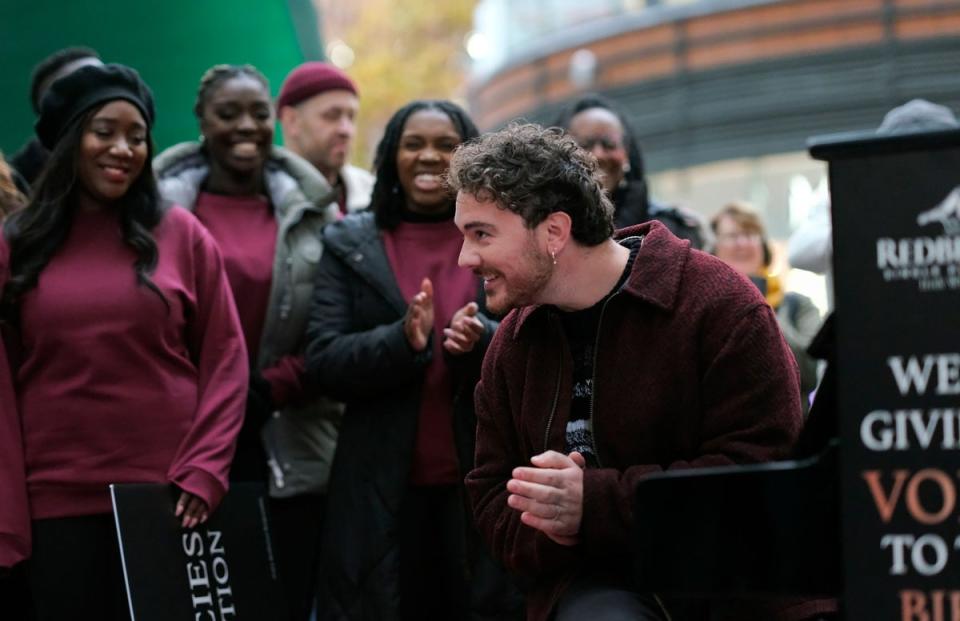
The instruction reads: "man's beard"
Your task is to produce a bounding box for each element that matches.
[486,243,554,315]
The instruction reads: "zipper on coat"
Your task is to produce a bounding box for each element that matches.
[267,456,286,489]
[257,207,324,365]
[588,236,641,466]
[279,255,294,321]
[542,319,564,453]
[587,292,618,468]
[653,593,673,621]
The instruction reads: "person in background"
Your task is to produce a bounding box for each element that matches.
[154,63,340,621]
[0,63,247,621]
[10,46,103,190]
[306,100,521,621]
[712,202,821,415]
[277,61,374,215]
[787,195,833,310]
[0,152,29,621]
[555,93,705,248]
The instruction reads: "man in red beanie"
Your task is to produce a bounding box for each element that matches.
[275,62,374,621]
[278,62,373,216]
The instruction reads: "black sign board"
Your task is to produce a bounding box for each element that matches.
[810,128,960,619]
[110,483,286,621]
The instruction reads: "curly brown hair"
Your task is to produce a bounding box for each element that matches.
[447,123,614,246]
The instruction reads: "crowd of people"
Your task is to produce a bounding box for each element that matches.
[6,43,942,621]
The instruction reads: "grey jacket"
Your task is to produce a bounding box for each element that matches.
[340,163,374,213]
[154,142,342,497]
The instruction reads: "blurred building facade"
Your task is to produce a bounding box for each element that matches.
[466,0,960,246]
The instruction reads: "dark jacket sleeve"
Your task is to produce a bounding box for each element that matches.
[577,302,803,559]
[305,249,431,401]
[443,310,498,383]
[466,319,581,578]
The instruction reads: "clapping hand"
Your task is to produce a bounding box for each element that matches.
[404,278,434,352]
[443,302,485,355]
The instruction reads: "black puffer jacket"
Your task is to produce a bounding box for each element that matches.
[613,179,705,249]
[305,211,521,620]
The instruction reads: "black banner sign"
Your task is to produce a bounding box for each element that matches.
[110,483,286,621]
[812,129,960,619]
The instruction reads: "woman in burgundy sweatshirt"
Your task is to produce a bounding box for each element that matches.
[154,64,340,621]
[0,64,247,621]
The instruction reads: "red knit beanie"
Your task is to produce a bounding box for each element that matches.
[277,62,358,109]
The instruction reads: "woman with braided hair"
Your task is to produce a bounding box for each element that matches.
[305,100,522,620]
[0,63,247,620]
[154,63,341,621]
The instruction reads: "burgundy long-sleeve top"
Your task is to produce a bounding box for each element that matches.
[193,191,304,407]
[1,205,248,522]
[383,218,479,486]
[0,320,28,567]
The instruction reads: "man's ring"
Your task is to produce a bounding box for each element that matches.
[552,506,561,521]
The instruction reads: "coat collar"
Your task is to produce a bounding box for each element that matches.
[511,220,690,340]
[153,141,338,226]
[322,212,409,315]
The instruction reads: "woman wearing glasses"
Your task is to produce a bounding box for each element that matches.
[711,202,821,415]
[556,94,704,248]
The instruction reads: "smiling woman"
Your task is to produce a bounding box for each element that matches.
[304,100,522,620]
[78,100,149,203]
[154,64,342,620]
[710,202,822,415]
[0,63,247,621]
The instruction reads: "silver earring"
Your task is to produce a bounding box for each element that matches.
[551,249,557,266]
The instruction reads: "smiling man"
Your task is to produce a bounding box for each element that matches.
[278,62,373,216]
[449,124,812,621]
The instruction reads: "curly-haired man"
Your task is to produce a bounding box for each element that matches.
[449,124,822,621]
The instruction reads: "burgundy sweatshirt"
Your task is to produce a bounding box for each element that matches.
[4,205,248,520]
[383,219,479,486]
[194,192,303,407]
[0,293,28,566]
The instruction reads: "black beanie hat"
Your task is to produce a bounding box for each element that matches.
[35,63,155,150]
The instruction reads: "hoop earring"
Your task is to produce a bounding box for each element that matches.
[550,249,557,266]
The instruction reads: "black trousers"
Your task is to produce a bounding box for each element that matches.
[29,514,129,621]
[0,561,35,621]
[270,494,326,621]
[398,485,468,621]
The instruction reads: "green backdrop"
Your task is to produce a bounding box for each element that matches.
[0,0,324,157]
